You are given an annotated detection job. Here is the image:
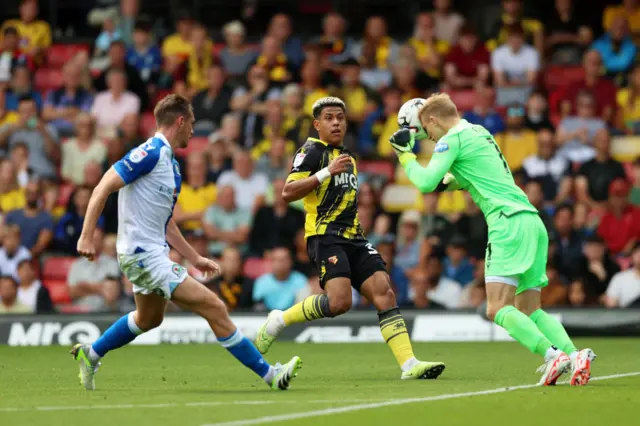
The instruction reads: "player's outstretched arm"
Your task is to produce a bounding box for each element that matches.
[389,129,458,193]
[166,219,220,278]
[77,168,125,260]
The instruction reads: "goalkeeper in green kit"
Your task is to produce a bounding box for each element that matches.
[389,93,595,386]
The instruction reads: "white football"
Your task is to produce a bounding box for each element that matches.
[398,98,428,140]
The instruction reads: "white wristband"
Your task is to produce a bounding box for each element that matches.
[315,167,331,183]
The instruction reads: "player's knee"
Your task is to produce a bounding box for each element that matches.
[375,286,397,310]
[135,312,164,331]
[485,303,504,322]
[329,294,352,316]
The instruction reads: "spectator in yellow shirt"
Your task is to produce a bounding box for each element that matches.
[408,12,450,79]
[339,58,378,128]
[174,152,217,231]
[604,0,640,35]
[0,159,25,213]
[486,0,543,53]
[187,23,214,95]
[352,16,399,70]
[252,36,293,84]
[161,10,195,67]
[376,87,403,158]
[0,0,51,64]
[616,63,640,134]
[495,104,538,171]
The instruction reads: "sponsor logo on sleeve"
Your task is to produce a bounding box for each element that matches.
[434,142,449,153]
[130,148,148,163]
[123,160,133,171]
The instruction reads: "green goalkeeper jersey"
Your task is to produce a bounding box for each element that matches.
[401,119,537,227]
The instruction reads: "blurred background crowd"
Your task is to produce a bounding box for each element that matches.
[1,0,640,315]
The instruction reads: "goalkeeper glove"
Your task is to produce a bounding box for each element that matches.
[443,172,455,185]
[389,129,416,166]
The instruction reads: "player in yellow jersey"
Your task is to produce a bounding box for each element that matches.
[389,93,595,386]
[255,97,445,380]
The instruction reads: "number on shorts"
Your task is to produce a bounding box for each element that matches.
[366,243,378,254]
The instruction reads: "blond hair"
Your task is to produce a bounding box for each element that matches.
[418,93,459,121]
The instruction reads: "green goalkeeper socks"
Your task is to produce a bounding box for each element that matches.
[529,309,578,355]
[494,306,553,357]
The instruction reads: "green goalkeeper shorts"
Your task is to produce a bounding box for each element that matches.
[484,211,549,294]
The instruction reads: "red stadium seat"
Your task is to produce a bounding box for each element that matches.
[43,279,72,305]
[57,182,74,207]
[152,89,172,108]
[141,112,156,137]
[176,137,209,157]
[42,256,77,281]
[34,68,62,91]
[243,258,271,280]
[543,66,585,92]
[47,43,90,68]
[446,90,477,113]
[358,160,395,181]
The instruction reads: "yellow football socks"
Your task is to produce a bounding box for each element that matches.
[282,294,331,326]
[378,307,415,367]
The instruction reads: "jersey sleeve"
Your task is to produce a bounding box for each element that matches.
[401,135,461,193]
[113,143,162,185]
[286,146,322,183]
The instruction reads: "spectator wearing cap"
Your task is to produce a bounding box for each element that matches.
[0,224,31,282]
[53,185,105,255]
[603,243,640,308]
[433,0,465,44]
[16,259,53,313]
[219,21,257,81]
[91,68,141,137]
[491,23,540,106]
[0,96,60,179]
[0,27,31,84]
[191,64,232,136]
[266,13,304,69]
[174,152,217,232]
[94,41,149,110]
[494,103,537,171]
[561,50,617,124]
[556,91,605,164]
[443,24,490,90]
[310,12,354,65]
[486,0,543,53]
[571,234,619,306]
[597,179,640,256]
[462,87,505,135]
[408,12,449,80]
[360,86,402,158]
[126,17,162,87]
[522,129,572,204]
[253,247,308,311]
[206,247,254,311]
[352,16,399,70]
[61,113,106,185]
[615,63,640,135]
[217,150,268,212]
[410,254,463,309]
[187,23,215,95]
[42,62,94,137]
[0,0,51,64]
[249,178,304,257]
[575,128,626,207]
[545,0,592,65]
[5,66,41,112]
[603,0,640,35]
[66,229,120,312]
[4,179,53,257]
[0,275,31,314]
[592,14,637,81]
[443,235,474,286]
[203,185,251,256]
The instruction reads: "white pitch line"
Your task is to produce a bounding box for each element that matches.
[201,372,640,426]
[0,399,387,413]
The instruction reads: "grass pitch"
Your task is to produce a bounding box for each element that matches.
[0,338,638,426]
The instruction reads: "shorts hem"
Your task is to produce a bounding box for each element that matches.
[485,275,519,286]
[320,272,351,289]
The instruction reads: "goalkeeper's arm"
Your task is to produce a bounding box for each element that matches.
[390,129,459,193]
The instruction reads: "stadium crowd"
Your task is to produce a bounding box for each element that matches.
[1,0,640,314]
